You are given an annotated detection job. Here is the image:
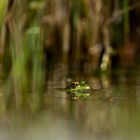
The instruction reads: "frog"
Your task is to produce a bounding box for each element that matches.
[66,81,91,99]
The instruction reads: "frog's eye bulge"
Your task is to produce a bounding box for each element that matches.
[73,82,79,85]
[80,81,87,86]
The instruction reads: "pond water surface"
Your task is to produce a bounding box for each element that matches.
[0,68,140,140]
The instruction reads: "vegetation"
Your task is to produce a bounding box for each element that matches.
[0,0,140,110]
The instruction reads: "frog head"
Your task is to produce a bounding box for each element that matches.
[66,81,91,99]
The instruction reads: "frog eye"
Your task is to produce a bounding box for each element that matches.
[73,82,79,86]
[80,81,87,85]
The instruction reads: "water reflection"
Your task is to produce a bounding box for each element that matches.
[0,90,140,140]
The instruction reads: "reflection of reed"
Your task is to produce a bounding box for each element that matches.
[0,93,139,140]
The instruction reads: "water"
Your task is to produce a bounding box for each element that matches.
[0,68,140,140]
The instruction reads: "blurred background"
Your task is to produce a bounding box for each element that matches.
[0,0,140,140]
